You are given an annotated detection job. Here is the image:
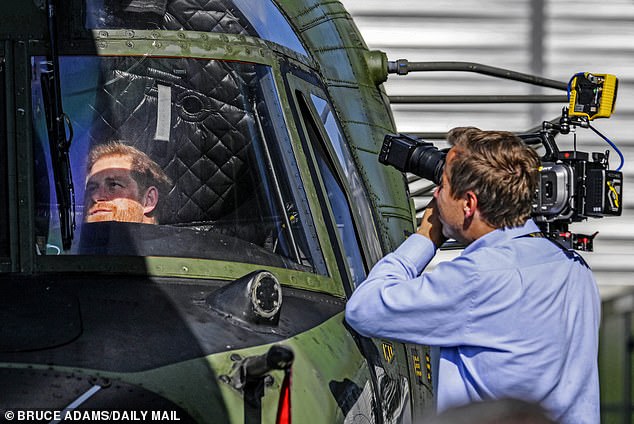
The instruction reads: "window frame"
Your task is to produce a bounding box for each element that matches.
[28,54,320,266]
[0,49,10,264]
[304,92,383,267]
[23,42,344,294]
[284,70,379,294]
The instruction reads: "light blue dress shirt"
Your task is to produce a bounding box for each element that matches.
[345,219,600,424]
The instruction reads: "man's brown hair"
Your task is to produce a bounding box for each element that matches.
[446,127,540,228]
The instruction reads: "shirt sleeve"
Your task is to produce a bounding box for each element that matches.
[345,234,479,346]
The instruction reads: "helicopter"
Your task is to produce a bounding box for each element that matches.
[0,0,431,423]
[0,1,622,423]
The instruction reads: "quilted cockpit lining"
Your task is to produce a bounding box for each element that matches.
[84,1,281,248]
[94,0,255,35]
[89,56,263,231]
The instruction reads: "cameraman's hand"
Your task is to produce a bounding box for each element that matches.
[416,198,447,249]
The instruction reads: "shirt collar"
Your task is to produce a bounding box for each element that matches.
[462,219,540,254]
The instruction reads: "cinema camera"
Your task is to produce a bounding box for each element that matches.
[379,72,623,251]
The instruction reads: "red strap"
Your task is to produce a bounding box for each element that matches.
[276,369,292,424]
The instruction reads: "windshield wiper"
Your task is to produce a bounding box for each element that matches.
[41,0,75,250]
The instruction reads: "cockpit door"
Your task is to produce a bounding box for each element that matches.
[284,68,419,423]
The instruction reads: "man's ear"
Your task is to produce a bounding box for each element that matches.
[463,191,478,218]
[142,186,159,215]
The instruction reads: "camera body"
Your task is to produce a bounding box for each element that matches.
[379,72,622,251]
[533,151,622,221]
[379,130,623,251]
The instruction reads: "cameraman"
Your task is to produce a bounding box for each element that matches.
[345,127,600,424]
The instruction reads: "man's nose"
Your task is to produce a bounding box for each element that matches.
[433,187,439,199]
[89,185,109,202]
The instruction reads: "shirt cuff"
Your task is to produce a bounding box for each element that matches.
[393,233,437,274]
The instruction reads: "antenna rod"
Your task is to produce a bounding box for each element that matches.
[387,60,567,91]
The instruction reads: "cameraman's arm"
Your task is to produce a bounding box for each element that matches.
[344,230,476,345]
[345,232,436,337]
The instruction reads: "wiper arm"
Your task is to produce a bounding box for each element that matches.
[41,0,75,250]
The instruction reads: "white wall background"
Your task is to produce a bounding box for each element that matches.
[341,0,634,300]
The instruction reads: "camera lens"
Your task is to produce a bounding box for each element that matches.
[379,134,447,184]
[409,146,447,185]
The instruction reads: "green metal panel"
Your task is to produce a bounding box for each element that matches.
[0,311,369,424]
[90,30,279,66]
[38,255,343,295]
[0,1,47,40]
[276,0,415,254]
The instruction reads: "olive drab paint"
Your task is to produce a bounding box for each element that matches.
[0,0,431,423]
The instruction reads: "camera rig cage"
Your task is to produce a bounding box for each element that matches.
[380,70,624,252]
[520,109,623,251]
[521,72,623,251]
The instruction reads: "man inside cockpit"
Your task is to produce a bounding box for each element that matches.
[84,141,172,224]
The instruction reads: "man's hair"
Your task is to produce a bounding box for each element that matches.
[446,127,540,228]
[86,141,173,221]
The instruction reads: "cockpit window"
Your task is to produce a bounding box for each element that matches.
[84,0,308,57]
[31,55,324,274]
[309,94,383,265]
[230,0,307,56]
